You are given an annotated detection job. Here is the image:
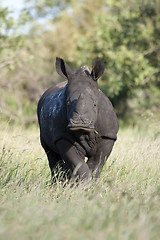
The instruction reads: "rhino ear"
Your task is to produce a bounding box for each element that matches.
[56,57,73,79]
[91,59,105,81]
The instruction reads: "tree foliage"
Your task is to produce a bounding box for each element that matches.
[0,4,52,125]
[0,0,160,125]
[74,0,160,119]
[28,0,160,119]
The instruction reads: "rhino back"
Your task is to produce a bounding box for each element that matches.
[37,82,68,150]
[37,81,67,114]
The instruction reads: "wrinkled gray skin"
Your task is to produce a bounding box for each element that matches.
[37,57,119,183]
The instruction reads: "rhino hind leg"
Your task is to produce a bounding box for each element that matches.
[40,138,72,183]
[87,138,115,179]
[47,150,73,183]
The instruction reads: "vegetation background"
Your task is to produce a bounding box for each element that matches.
[0,0,160,239]
[0,0,160,125]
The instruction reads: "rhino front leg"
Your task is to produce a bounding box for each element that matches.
[56,139,91,182]
[87,138,115,179]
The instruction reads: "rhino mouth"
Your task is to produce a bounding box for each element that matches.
[69,126,94,132]
[68,119,94,132]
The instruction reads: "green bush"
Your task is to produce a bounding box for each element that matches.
[0,0,160,126]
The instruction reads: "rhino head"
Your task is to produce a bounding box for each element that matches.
[56,57,105,133]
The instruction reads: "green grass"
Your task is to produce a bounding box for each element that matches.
[0,123,160,240]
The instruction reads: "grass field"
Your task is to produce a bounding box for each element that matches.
[0,123,160,240]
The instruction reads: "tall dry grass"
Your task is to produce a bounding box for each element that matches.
[0,123,160,240]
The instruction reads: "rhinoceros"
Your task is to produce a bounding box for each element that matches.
[37,57,119,183]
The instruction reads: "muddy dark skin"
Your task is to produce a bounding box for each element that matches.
[37,57,119,183]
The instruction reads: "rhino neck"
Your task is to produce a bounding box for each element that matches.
[96,90,119,140]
